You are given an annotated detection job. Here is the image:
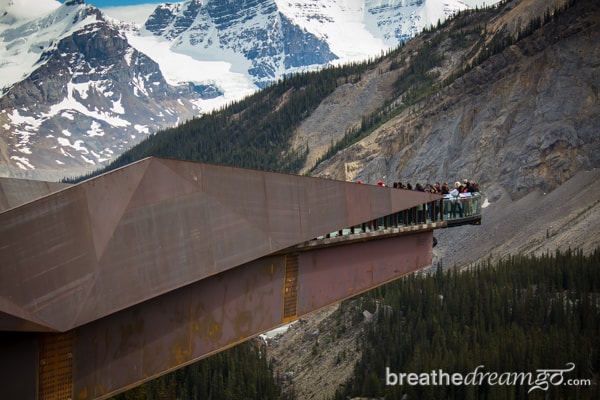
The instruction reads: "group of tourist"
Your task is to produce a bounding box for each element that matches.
[356,177,482,220]
[390,179,481,220]
[390,179,480,196]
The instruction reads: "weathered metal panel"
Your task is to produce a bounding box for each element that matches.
[0,157,441,400]
[82,155,150,258]
[67,231,433,400]
[0,157,440,333]
[304,177,350,237]
[263,174,309,248]
[85,192,215,325]
[297,232,433,314]
[72,255,286,400]
[0,186,97,332]
[0,177,69,212]
[343,182,373,226]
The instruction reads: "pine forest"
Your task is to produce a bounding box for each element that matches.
[333,249,600,399]
[98,1,598,398]
[109,248,600,400]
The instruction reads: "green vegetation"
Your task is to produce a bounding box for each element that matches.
[313,0,583,172]
[333,248,600,399]
[77,2,595,399]
[110,340,294,400]
[64,0,582,182]
[65,62,376,183]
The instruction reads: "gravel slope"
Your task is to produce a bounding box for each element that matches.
[434,169,600,270]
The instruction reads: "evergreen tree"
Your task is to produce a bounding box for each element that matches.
[334,248,600,400]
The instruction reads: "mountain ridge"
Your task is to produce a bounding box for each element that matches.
[64,0,599,202]
[266,3,600,395]
[0,0,489,178]
[3,2,599,397]
[0,0,203,177]
[306,0,599,199]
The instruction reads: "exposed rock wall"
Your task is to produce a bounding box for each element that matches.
[310,0,599,201]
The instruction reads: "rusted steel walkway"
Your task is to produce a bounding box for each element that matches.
[0,157,444,400]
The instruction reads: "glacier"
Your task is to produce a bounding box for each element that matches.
[0,0,500,177]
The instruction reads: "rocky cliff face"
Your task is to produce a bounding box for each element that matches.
[0,1,203,178]
[305,0,600,202]
[274,3,600,395]
[143,0,338,86]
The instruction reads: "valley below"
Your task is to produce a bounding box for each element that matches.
[2,0,599,398]
[265,168,600,400]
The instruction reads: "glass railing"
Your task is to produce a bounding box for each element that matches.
[317,193,482,240]
[443,192,483,225]
[318,199,446,239]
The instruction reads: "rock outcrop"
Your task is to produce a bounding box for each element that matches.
[0,1,203,177]
[308,0,599,202]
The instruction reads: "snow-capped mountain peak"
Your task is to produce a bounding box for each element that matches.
[0,0,61,23]
[0,0,98,91]
[0,0,495,179]
[0,0,204,176]
[140,0,339,87]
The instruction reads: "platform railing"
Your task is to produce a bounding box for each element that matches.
[318,193,482,239]
[442,192,483,226]
[318,200,444,240]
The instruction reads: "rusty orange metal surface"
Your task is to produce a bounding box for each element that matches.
[69,232,433,399]
[0,177,68,212]
[0,157,440,399]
